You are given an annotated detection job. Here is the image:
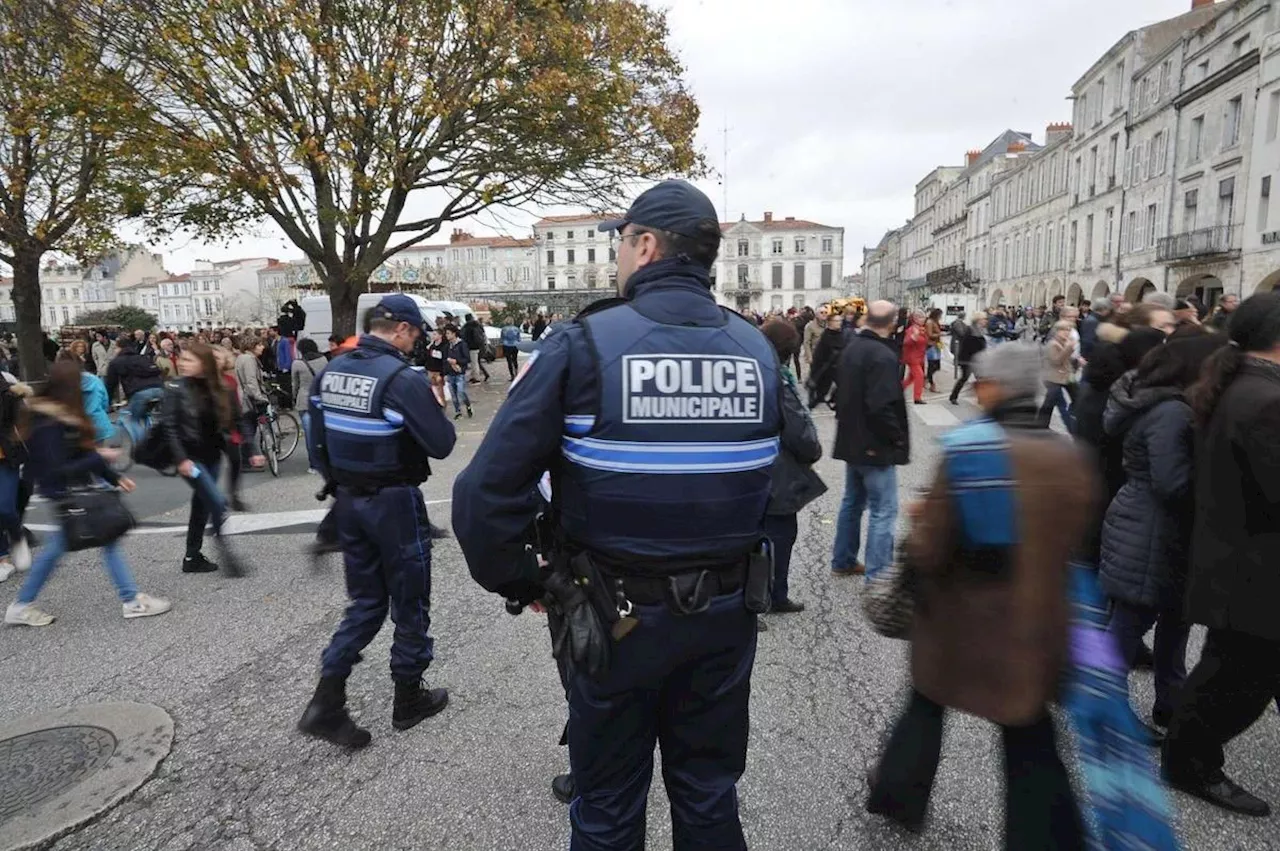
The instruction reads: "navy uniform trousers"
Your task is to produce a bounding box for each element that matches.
[320,484,435,682]
[567,590,756,851]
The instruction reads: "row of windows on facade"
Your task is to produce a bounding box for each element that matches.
[725,261,837,289]
[541,229,599,242]
[543,269,617,290]
[978,93,1249,234]
[969,174,1250,283]
[545,247,615,266]
[734,236,837,257]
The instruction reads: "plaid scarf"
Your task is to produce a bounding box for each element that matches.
[1063,563,1181,850]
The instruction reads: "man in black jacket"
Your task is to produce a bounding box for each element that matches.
[831,300,909,578]
[462,314,489,383]
[105,340,165,440]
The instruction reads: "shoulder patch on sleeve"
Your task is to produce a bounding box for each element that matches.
[509,350,540,390]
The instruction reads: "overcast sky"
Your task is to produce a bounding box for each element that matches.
[149,0,1204,275]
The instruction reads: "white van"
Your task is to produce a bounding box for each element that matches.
[299,293,445,350]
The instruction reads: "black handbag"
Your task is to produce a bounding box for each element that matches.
[57,487,135,551]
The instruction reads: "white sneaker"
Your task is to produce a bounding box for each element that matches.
[122,593,172,619]
[10,534,30,571]
[0,561,12,582]
[5,602,55,626]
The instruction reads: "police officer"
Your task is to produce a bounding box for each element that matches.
[298,294,456,749]
[453,180,782,849]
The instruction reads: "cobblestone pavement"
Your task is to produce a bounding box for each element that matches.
[2,366,1277,851]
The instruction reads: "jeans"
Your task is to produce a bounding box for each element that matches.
[831,463,898,576]
[762,512,798,605]
[1108,599,1190,725]
[869,690,1085,848]
[1038,382,1075,432]
[300,411,316,471]
[126,386,164,441]
[184,458,227,557]
[0,464,20,557]
[504,348,519,379]
[17,527,137,604]
[446,374,470,413]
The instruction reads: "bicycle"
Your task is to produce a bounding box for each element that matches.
[255,402,301,477]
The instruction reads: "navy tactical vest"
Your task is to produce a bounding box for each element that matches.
[556,303,782,562]
[317,347,428,487]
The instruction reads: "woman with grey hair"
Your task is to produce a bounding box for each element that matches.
[868,342,1095,847]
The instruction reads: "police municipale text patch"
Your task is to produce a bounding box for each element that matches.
[319,372,375,413]
[622,354,764,424]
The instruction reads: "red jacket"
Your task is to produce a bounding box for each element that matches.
[900,324,928,365]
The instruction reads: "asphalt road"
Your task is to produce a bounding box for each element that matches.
[2,364,1277,851]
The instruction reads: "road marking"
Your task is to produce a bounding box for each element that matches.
[911,403,960,428]
[27,499,454,536]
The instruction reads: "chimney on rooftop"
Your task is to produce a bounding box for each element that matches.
[763,212,773,223]
[965,149,981,166]
[1008,140,1027,153]
[1045,122,1073,146]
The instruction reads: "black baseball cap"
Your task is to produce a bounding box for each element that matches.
[597,179,719,238]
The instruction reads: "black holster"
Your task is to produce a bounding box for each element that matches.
[543,553,613,679]
[743,539,773,614]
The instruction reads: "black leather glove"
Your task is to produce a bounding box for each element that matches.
[543,571,610,679]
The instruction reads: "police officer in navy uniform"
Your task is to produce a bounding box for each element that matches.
[298,294,456,749]
[453,180,782,849]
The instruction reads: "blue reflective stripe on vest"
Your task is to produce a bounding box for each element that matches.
[561,436,778,474]
[319,349,417,477]
[324,410,403,436]
[563,414,595,436]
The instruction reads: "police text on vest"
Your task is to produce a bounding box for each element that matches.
[622,355,764,424]
[320,372,376,414]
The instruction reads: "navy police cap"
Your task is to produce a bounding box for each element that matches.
[597,180,719,238]
[370,293,427,332]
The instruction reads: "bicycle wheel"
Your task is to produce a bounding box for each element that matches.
[273,411,301,461]
[104,422,135,474]
[259,426,279,477]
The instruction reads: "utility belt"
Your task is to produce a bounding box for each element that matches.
[540,541,773,680]
[334,478,424,497]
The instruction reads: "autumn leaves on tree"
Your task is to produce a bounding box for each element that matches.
[0,0,704,378]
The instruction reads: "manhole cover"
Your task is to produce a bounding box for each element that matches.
[0,726,118,823]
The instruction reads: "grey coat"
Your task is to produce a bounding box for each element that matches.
[291,355,327,411]
[767,377,824,515]
[1098,372,1194,609]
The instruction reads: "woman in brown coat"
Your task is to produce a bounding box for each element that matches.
[923,308,944,393]
[867,343,1096,850]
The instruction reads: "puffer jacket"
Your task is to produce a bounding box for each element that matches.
[1098,372,1194,609]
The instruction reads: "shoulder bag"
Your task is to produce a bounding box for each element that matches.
[57,486,135,552]
[861,546,916,640]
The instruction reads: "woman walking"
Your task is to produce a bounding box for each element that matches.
[4,360,169,626]
[1038,321,1076,432]
[234,336,270,471]
[159,342,246,577]
[924,308,944,393]
[291,338,328,474]
[899,310,928,405]
[758,320,824,630]
[58,350,113,443]
[215,348,259,512]
[1161,292,1280,817]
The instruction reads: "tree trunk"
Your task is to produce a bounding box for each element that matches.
[10,246,48,382]
[328,273,364,338]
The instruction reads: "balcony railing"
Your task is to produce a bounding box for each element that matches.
[1157,225,1237,262]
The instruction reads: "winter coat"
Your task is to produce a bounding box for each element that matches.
[956,328,986,366]
[1042,338,1073,385]
[91,340,112,378]
[156,353,178,379]
[1079,313,1101,359]
[234,352,268,411]
[291,355,327,412]
[833,330,909,467]
[766,372,824,515]
[1098,374,1194,609]
[23,400,119,498]
[0,377,32,466]
[443,339,470,374]
[907,406,1097,726]
[802,319,823,363]
[463,319,487,352]
[500,325,521,347]
[105,351,164,400]
[80,372,114,443]
[1186,358,1280,641]
[157,378,227,467]
[900,324,928,366]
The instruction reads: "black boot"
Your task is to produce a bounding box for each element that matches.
[181,553,219,573]
[297,676,372,748]
[551,773,575,804]
[392,678,449,731]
